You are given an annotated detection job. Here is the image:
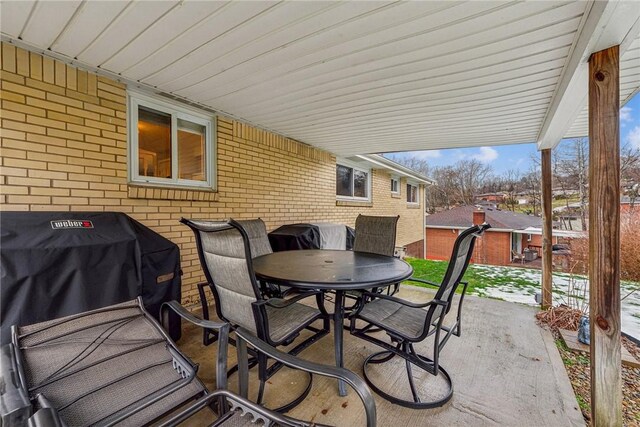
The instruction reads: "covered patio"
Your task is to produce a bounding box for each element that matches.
[2,1,640,425]
[182,286,584,426]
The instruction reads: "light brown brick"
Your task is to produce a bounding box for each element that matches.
[47,110,83,125]
[67,123,101,136]
[30,53,42,80]
[3,100,46,117]
[31,187,70,196]
[27,115,66,130]
[0,89,25,103]
[2,80,45,99]
[16,48,29,76]
[0,109,25,121]
[47,163,85,173]
[47,92,82,108]
[0,70,25,85]
[26,133,67,147]
[7,195,51,204]
[1,185,29,195]
[2,138,47,153]
[2,43,16,73]
[67,106,101,120]
[28,169,67,180]
[77,70,88,93]
[26,78,66,95]
[27,97,66,113]
[43,57,55,83]
[0,166,28,177]
[66,65,77,90]
[52,196,88,205]
[1,147,26,158]
[2,120,46,135]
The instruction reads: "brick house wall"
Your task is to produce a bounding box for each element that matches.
[425,228,512,266]
[0,44,425,305]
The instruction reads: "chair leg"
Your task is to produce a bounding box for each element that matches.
[361,347,453,409]
[197,283,217,346]
[257,352,268,406]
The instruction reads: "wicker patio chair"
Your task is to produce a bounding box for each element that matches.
[350,223,491,409]
[181,218,330,412]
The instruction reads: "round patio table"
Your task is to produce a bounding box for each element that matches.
[252,249,413,396]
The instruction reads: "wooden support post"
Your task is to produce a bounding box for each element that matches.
[589,45,621,427]
[541,149,553,309]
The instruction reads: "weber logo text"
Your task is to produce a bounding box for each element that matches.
[50,220,94,230]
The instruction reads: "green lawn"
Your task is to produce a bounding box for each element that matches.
[404,257,540,295]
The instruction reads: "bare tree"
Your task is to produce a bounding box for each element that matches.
[452,159,493,205]
[554,138,588,230]
[501,169,522,211]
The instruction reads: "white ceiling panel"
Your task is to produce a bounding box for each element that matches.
[77,1,177,66]
[51,1,130,58]
[1,0,638,156]
[564,34,640,139]
[102,1,230,73]
[179,1,582,103]
[20,0,81,48]
[127,1,282,83]
[0,1,35,38]
[165,1,452,95]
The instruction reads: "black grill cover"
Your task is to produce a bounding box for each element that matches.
[0,212,181,344]
[268,223,355,251]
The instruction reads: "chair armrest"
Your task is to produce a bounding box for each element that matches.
[157,389,302,427]
[404,277,440,287]
[360,291,441,309]
[235,328,376,427]
[255,291,322,309]
[161,301,228,332]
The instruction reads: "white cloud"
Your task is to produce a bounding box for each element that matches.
[626,125,640,149]
[620,106,632,122]
[409,150,442,159]
[471,146,499,163]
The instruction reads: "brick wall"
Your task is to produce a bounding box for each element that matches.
[0,44,424,305]
[425,228,511,265]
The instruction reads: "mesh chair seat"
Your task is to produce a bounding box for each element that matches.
[358,299,428,341]
[13,300,205,427]
[265,302,320,343]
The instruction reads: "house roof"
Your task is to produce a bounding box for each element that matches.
[426,206,542,230]
[1,1,638,156]
[356,154,434,185]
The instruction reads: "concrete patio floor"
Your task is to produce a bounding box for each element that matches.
[177,286,585,426]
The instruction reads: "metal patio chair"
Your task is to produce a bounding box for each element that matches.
[1,298,375,427]
[181,218,330,412]
[350,223,491,409]
[344,215,400,311]
[196,218,289,345]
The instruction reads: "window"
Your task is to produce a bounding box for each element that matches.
[128,92,215,189]
[407,183,419,204]
[336,162,370,200]
[391,177,399,194]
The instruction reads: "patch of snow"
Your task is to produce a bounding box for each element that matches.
[466,264,640,339]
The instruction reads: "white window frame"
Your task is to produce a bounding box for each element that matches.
[407,181,419,205]
[128,91,216,190]
[336,159,371,202]
[391,176,400,194]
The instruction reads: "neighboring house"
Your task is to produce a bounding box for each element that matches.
[476,193,505,203]
[0,44,433,304]
[425,206,563,266]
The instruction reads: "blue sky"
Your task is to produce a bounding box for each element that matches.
[388,93,640,175]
